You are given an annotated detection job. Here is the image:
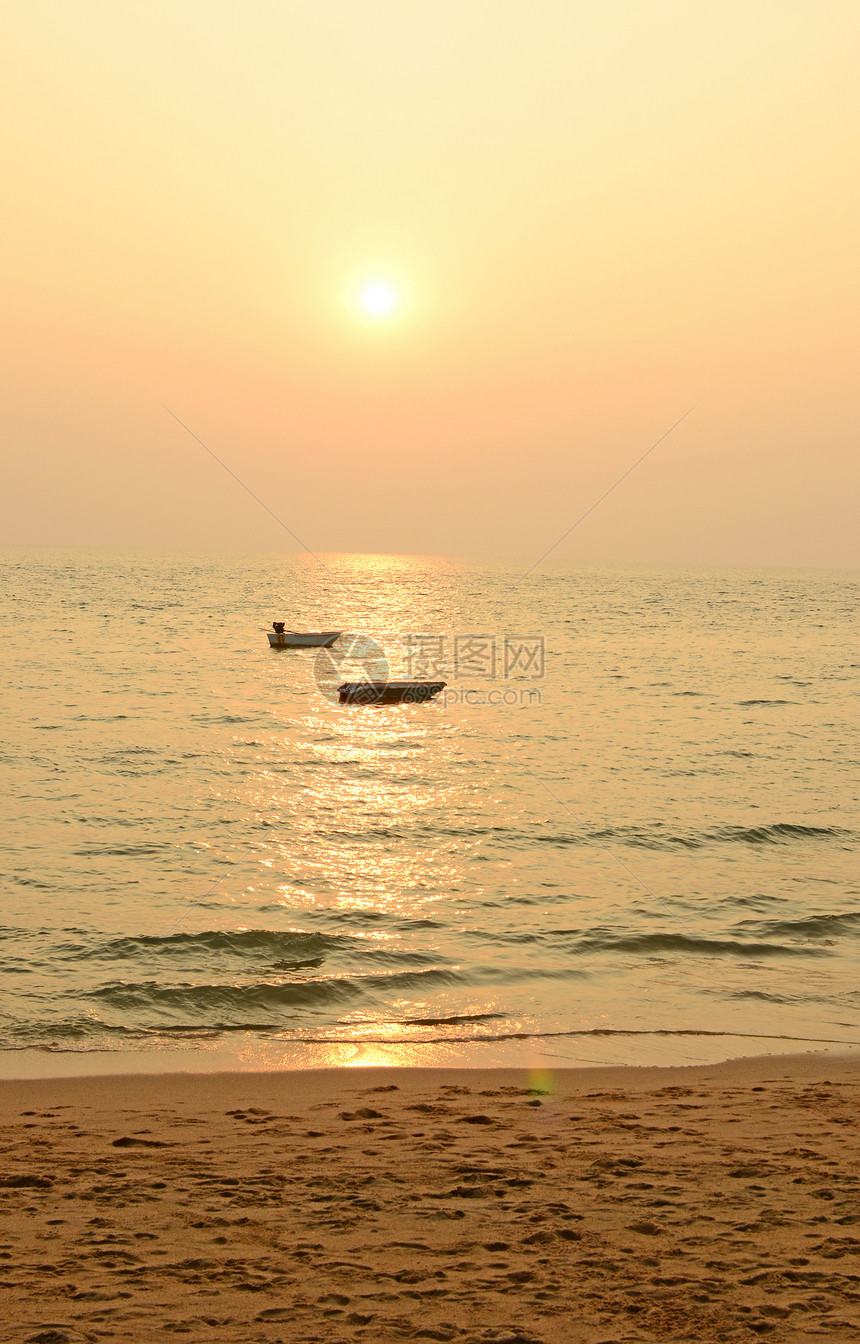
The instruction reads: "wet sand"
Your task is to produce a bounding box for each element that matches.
[2,1053,859,1343]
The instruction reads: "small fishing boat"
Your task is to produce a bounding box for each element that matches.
[268,625,341,649]
[337,680,447,705]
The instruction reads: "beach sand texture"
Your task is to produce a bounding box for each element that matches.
[2,1055,859,1344]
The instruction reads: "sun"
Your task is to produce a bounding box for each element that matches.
[360,280,397,317]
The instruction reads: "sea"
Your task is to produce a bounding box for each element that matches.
[1,548,858,1076]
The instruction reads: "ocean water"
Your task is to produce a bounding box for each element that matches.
[1,548,858,1073]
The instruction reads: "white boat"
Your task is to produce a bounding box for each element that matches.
[268,628,341,649]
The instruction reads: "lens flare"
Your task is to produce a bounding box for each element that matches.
[528,1068,555,1096]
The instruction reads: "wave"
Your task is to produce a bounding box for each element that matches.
[709,823,848,845]
[75,929,345,959]
[742,911,860,941]
[9,1026,859,1053]
[14,911,852,985]
[86,977,362,1020]
[303,1026,860,1047]
[400,1012,507,1027]
[723,990,797,1004]
[84,965,462,1020]
[737,698,795,706]
[60,928,444,974]
[72,842,171,857]
[309,816,853,852]
[531,821,849,851]
[550,930,827,959]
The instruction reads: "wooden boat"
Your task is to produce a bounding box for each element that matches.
[267,629,341,649]
[337,680,447,705]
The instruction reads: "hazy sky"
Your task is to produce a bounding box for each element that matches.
[2,1,858,565]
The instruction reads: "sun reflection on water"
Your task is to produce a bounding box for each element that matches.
[200,552,508,1043]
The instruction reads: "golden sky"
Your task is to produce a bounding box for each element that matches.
[2,1,858,564]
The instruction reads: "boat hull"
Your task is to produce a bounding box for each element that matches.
[337,680,446,705]
[268,631,341,648]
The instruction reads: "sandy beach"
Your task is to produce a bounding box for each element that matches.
[2,1054,859,1344]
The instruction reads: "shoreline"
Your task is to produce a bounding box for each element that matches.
[4,1053,860,1341]
[3,1032,858,1082]
[3,1046,859,1100]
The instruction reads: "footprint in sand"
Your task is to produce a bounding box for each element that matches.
[111,1136,171,1148]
